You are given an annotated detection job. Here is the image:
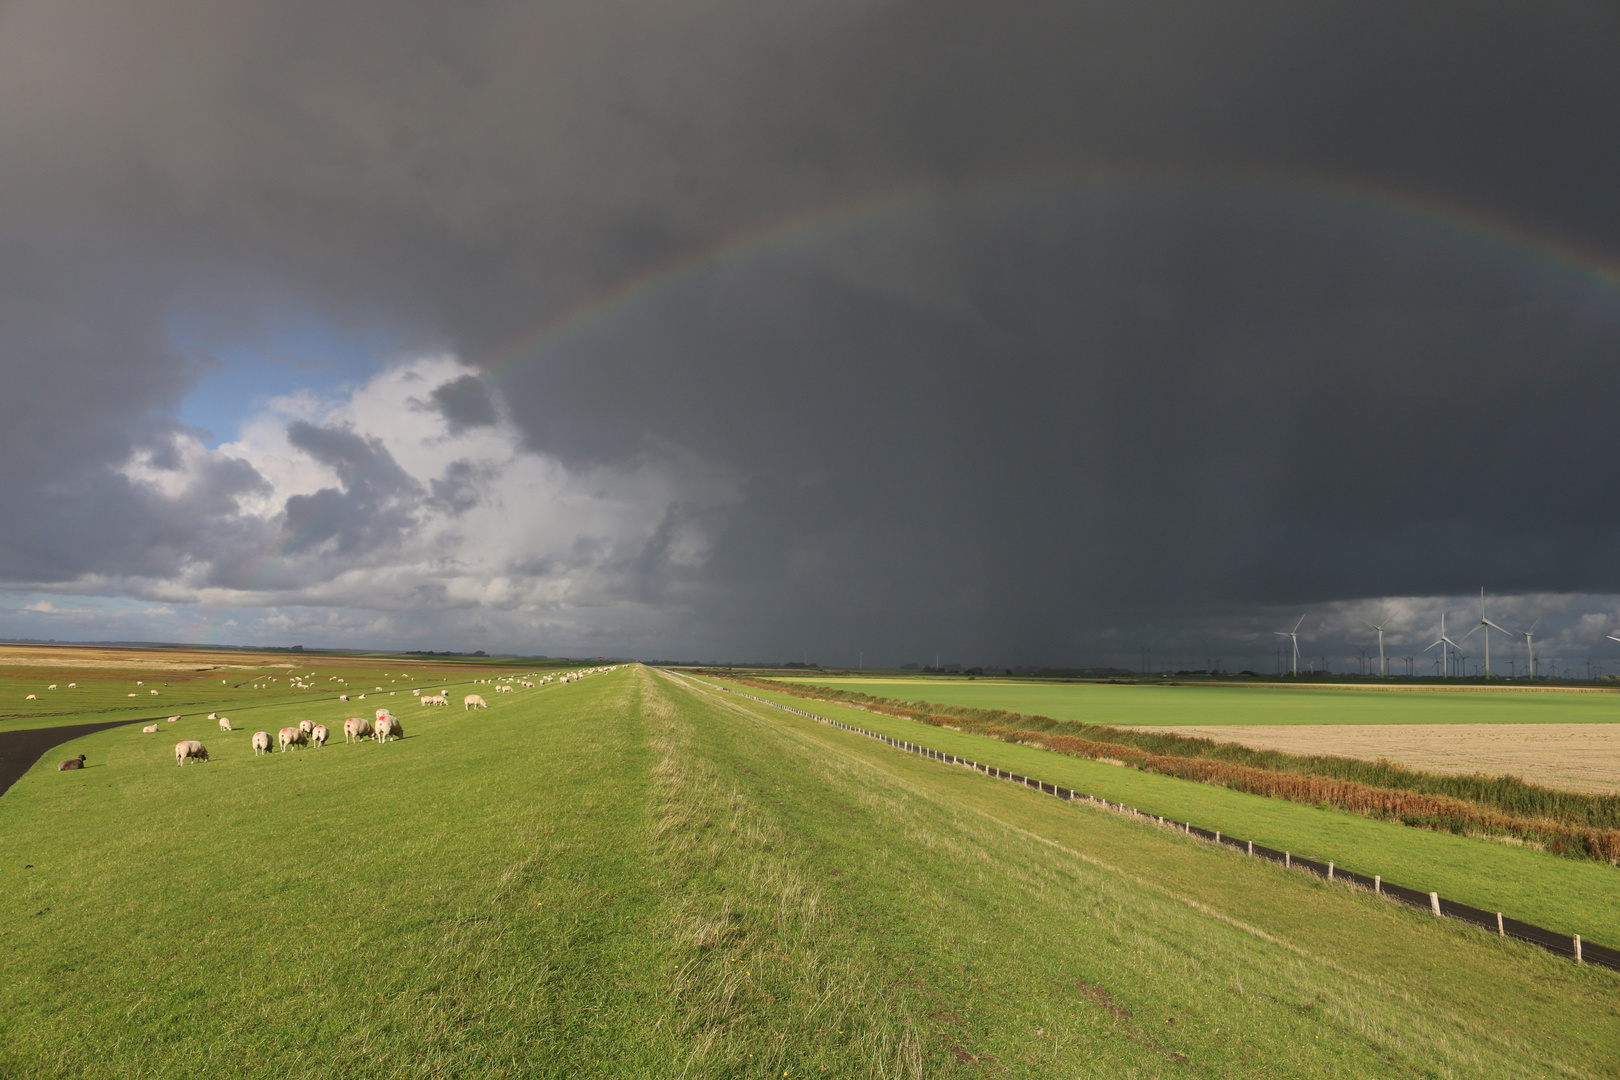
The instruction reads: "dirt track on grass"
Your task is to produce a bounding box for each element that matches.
[0,721,146,798]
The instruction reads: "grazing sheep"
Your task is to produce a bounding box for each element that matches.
[311,724,328,748]
[412,689,421,696]
[343,717,372,743]
[141,724,159,733]
[150,689,159,695]
[175,740,209,766]
[279,727,308,752]
[59,755,86,771]
[68,682,76,688]
[374,715,402,743]
[251,731,272,755]
[47,684,56,690]
[375,707,393,720]
[339,694,349,702]
[298,719,315,739]
[463,694,488,710]
[25,694,35,700]
[495,685,513,693]
[136,681,143,686]
[218,716,233,732]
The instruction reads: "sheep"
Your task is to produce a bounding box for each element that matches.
[464,694,488,710]
[167,715,180,723]
[141,724,159,733]
[278,727,308,752]
[375,707,393,720]
[126,693,136,697]
[358,694,366,700]
[374,715,402,743]
[207,712,218,721]
[311,724,329,748]
[299,719,315,739]
[495,685,513,693]
[218,716,233,733]
[25,694,35,700]
[412,688,421,696]
[252,731,272,755]
[47,684,56,690]
[150,689,159,695]
[339,694,349,702]
[59,755,86,771]
[343,717,372,743]
[136,681,143,686]
[175,740,209,766]
[67,682,76,688]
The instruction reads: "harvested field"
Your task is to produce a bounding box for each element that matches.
[1127,722,1620,795]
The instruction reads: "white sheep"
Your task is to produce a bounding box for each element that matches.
[25,694,35,700]
[252,731,272,755]
[175,740,209,766]
[375,707,393,720]
[141,724,159,734]
[218,716,233,732]
[150,689,159,695]
[496,685,513,693]
[311,724,329,748]
[412,689,421,696]
[299,719,315,739]
[47,684,56,690]
[68,682,76,688]
[374,715,402,743]
[339,694,349,702]
[207,712,218,721]
[344,717,372,743]
[279,727,308,752]
[464,694,488,710]
[167,715,180,723]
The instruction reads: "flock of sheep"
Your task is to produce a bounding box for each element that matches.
[159,666,617,768]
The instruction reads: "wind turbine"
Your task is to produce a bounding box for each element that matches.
[1424,612,1461,679]
[1458,588,1511,680]
[1511,618,1541,680]
[1360,615,1391,678]
[1274,615,1304,677]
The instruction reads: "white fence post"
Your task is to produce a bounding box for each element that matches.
[1328,861,1334,880]
[1496,912,1504,936]
[1429,892,1441,917]
[1285,851,1290,868]
[1575,935,1583,964]
[1375,875,1381,894]
[1247,840,1253,856]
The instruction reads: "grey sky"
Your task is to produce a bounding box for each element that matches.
[1,1,1619,666]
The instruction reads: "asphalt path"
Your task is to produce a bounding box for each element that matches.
[0,719,151,798]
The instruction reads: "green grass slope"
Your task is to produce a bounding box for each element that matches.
[0,666,1612,1078]
[709,679,1620,946]
[764,677,1620,726]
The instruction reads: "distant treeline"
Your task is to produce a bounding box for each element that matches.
[718,674,1620,864]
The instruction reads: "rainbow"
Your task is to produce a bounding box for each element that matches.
[483,165,1620,372]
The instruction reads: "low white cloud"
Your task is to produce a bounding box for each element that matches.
[35,353,737,651]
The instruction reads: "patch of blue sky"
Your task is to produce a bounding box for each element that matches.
[169,307,408,447]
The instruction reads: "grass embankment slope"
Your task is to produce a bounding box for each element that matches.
[699,677,1620,947]
[764,677,1620,726]
[3,666,1616,1077]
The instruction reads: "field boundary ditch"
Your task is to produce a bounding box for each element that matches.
[670,672,1620,974]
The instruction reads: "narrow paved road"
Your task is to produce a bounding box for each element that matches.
[0,720,149,797]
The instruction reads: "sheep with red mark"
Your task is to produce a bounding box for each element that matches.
[311,724,329,748]
[142,724,159,734]
[252,731,272,755]
[279,727,308,752]
[175,741,209,766]
[374,715,402,743]
[344,717,371,743]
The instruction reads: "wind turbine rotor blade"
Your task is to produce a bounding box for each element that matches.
[1458,624,1481,642]
[1483,618,1511,634]
[1293,615,1306,632]
[1608,635,1620,643]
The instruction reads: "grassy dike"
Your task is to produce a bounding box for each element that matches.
[0,666,1613,1077]
[721,676,1620,946]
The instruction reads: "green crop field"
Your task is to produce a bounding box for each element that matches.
[2,662,1616,1077]
[759,676,1620,726]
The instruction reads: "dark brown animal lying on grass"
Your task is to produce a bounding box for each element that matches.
[58,755,85,771]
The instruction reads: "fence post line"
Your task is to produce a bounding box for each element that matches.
[1328,861,1334,880]
[1497,912,1504,936]
[1375,875,1381,894]
[1215,830,1220,843]
[1285,851,1290,868]
[1247,840,1253,856]
[1575,935,1583,964]
[1429,892,1441,917]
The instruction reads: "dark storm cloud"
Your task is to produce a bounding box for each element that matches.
[0,1,1618,660]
